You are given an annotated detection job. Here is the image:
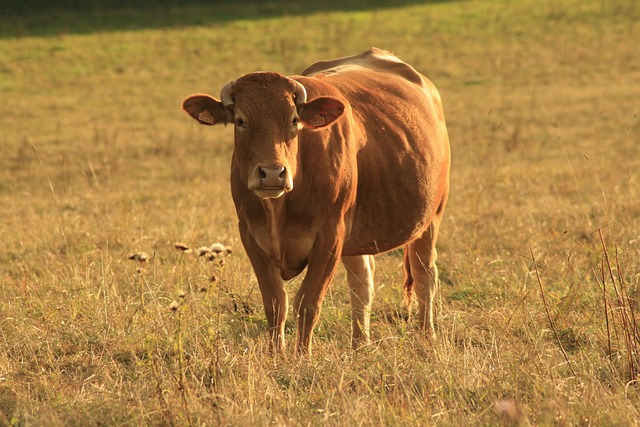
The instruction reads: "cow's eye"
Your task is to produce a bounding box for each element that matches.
[292,117,299,127]
[236,118,245,127]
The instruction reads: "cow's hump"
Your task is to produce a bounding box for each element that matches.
[300,47,424,86]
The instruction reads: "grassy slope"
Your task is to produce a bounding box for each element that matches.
[1,0,639,425]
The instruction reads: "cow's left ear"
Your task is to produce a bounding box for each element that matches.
[182,94,231,126]
[298,97,345,129]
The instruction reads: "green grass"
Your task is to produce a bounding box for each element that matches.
[1,0,640,424]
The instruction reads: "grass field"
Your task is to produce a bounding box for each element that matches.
[1,0,639,425]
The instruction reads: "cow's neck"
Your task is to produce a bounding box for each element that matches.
[260,198,285,265]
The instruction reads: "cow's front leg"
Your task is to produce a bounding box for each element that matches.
[257,268,288,352]
[293,230,344,354]
[239,221,288,352]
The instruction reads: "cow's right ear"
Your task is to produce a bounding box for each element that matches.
[182,94,231,126]
[298,97,345,129]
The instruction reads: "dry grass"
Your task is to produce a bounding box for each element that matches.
[1,0,639,424]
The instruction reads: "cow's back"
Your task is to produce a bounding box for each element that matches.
[301,48,450,255]
[302,47,424,84]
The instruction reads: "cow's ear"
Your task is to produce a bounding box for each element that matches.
[298,97,344,129]
[182,94,231,126]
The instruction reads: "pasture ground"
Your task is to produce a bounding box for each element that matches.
[1,0,639,425]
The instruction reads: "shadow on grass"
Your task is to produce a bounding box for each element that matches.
[1,0,457,38]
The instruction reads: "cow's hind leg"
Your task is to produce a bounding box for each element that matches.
[342,255,375,348]
[405,218,441,339]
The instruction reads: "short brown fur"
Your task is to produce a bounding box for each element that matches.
[183,48,450,353]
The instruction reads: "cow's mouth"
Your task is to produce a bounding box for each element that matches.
[254,187,287,199]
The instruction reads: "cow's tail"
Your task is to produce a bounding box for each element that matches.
[403,245,414,307]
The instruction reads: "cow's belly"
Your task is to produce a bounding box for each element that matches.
[342,161,442,256]
[343,205,431,256]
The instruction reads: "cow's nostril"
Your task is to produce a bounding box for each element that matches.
[258,166,287,187]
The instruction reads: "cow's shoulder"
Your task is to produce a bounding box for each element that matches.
[300,47,424,87]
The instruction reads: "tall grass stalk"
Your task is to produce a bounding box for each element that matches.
[531,249,578,378]
[596,229,640,382]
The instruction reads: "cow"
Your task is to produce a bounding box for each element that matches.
[182,48,450,354]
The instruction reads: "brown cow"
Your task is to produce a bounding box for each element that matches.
[183,48,450,353]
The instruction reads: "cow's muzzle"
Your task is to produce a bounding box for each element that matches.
[248,165,293,199]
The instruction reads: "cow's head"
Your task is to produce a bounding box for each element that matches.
[183,72,345,199]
